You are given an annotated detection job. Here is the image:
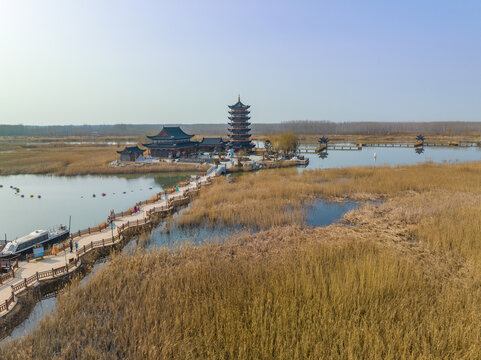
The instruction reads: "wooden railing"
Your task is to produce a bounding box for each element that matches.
[0,258,19,285]
[0,177,215,315]
[0,192,194,315]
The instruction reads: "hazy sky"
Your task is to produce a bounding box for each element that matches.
[0,0,480,125]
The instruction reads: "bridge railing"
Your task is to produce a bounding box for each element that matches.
[0,181,210,315]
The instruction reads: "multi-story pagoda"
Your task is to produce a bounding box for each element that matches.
[143,126,197,158]
[227,96,254,152]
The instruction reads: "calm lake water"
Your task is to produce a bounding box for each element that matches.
[0,173,191,240]
[303,146,481,170]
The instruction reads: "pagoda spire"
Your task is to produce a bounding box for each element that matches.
[227,96,254,152]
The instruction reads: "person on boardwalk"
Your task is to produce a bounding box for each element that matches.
[69,239,73,253]
[75,241,78,252]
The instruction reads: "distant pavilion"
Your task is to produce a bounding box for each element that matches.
[227,96,254,152]
[143,126,197,158]
[117,146,145,162]
[198,137,226,153]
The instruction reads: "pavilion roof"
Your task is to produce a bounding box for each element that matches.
[116,146,145,154]
[200,137,225,145]
[147,126,193,140]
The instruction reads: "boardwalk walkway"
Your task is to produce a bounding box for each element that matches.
[0,173,215,317]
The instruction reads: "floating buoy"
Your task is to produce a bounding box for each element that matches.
[102,193,106,197]
[0,184,3,188]
[123,191,126,194]
[149,187,152,190]
[21,195,24,198]
[93,194,96,198]
[81,196,84,198]
[38,195,41,199]
[30,194,34,198]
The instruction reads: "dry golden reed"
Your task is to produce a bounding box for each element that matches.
[0,143,208,176]
[2,161,481,359]
[178,162,481,229]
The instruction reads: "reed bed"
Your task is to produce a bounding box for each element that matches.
[2,162,481,359]
[0,143,208,175]
[178,162,481,229]
[3,222,481,359]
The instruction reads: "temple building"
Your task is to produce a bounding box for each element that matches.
[227,96,254,152]
[117,146,146,162]
[198,137,226,153]
[143,126,197,158]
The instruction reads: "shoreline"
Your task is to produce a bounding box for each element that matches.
[0,174,212,338]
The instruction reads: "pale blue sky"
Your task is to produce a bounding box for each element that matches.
[0,0,480,125]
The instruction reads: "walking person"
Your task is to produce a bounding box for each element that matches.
[69,239,73,253]
[75,241,78,252]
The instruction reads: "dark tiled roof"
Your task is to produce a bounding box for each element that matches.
[200,137,225,145]
[143,142,197,149]
[228,96,250,110]
[147,126,193,140]
[117,146,145,154]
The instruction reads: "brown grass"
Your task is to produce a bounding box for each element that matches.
[0,143,209,175]
[178,162,481,229]
[2,162,481,359]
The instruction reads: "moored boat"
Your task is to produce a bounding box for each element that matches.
[0,226,69,260]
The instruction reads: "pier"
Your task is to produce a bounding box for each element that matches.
[0,174,215,317]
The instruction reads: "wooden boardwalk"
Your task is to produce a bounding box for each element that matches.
[0,174,214,317]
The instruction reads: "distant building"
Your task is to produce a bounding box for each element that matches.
[116,146,146,162]
[227,96,254,152]
[143,126,197,158]
[198,137,226,153]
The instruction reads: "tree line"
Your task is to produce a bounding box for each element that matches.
[0,121,480,137]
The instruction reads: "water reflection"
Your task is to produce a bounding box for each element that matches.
[0,173,193,240]
[317,150,328,159]
[305,200,360,227]
[304,146,480,170]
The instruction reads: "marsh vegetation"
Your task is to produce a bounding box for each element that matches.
[2,162,481,359]
[0,143,209,176]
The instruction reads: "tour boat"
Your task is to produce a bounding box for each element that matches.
[0,226,70,260]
